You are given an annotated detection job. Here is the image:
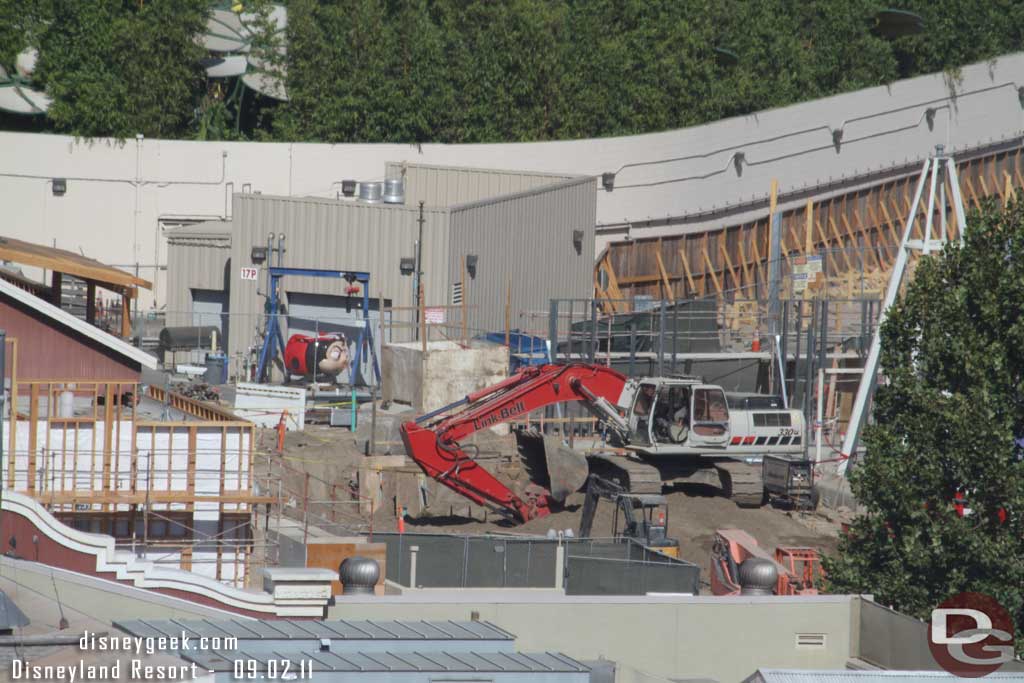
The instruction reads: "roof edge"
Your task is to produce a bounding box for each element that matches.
[449,174,597,212]
[0,278,157,370]
[386,159,579,180]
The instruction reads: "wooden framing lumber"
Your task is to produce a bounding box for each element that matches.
[655,249,673,299]
[678,248,696,295]
[720,242,739,293]
[701,239,722,295]
[737,239,752,295]
[805,200,814,255]
[597,144,1024,300]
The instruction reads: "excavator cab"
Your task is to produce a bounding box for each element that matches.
[613,494,679,558]
[627,382,658,445]
[579,474,680,557]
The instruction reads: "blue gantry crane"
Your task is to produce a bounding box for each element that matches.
[256,266,381,386]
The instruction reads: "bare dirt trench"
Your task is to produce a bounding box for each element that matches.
[261,425,841,582]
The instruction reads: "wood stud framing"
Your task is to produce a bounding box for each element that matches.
[601,149,1023,299]
[0,345,261,583]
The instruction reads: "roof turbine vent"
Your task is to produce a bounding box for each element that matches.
[358,182,383,203]
[738,557,777,596]
[382,179,405,204]
[339,556,380,595]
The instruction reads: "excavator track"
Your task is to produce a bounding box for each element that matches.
[715,461,766,508]
[586,452,664,495]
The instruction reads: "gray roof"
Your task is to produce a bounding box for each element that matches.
[748,671,1024,683]
[0,591,29,630]
[0,278,157,370]
[166,220,232,241]
[114,618,514,642]
[183,647,588,674]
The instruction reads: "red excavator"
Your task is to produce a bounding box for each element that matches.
[400,363,814,523]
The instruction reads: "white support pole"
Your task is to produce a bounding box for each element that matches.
[922,158,939,255]
[947,160,968,242]
[554,542,565,591]
[409,545,419,588]
[774,334,788,409]
[839,159,930,472]
[816,367,825,464]
[939,165,948,241]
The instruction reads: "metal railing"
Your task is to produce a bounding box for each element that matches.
[372,531,701,595]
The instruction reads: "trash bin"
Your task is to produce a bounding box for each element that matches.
[204,352,228,385]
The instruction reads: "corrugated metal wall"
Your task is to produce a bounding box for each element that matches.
[166,236,231,328]
[386,162,573,208]
[229,194,450,360]
[448,177,597,334]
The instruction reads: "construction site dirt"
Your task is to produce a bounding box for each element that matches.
[258,424,841,576]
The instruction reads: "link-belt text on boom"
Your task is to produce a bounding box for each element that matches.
[472,401,526,431]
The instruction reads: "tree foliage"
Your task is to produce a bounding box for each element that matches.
[824,199,1024,649]
[27,1,208,138]
[1,0,1024,141]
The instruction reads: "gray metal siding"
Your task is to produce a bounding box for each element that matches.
[166,238,231,328]
[386,162,574,208]
[228,193,450,361]
[448,176,597,335]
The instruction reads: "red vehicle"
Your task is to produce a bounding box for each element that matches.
[400,363,811,523]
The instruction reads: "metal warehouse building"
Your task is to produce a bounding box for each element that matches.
[166,163,596,375]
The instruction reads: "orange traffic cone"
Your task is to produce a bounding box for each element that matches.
[751,329,761,352]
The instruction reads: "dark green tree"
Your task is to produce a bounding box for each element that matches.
[276,0,410,142]
[825,199,1024,649]
[5,0,1024,142]
[33,0,208,138]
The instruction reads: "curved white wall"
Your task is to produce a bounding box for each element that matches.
[1,54,1022,308]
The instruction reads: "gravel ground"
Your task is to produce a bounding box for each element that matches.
[263,425,841,572]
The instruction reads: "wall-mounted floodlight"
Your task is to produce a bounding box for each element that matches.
[52,178,67,196]
[572,229,584,254]
[466,254,478,278]
[251,246,268,264]
[601,172,615,192]
[400,257,416,276]
[733,152,746,177]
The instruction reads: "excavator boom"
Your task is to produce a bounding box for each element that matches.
[400,363,629,522]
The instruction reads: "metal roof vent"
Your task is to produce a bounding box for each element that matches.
[339,556,380,595]
[340,180,357,197]
[738,558,777,595]
[358,182,383,203]
[382,178,405,204]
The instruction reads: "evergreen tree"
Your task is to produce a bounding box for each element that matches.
[34,0,208,138]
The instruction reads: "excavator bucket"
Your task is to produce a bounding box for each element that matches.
[516,431,590,503]
[544,437,590,501]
